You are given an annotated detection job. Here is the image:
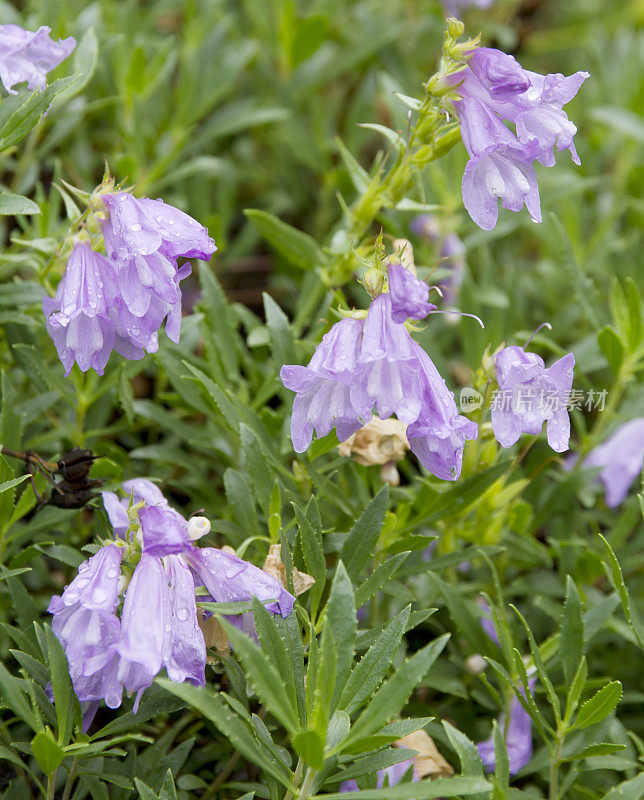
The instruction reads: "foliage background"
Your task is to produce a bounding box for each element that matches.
[0,0,642,798]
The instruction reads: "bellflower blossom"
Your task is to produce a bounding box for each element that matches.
[0,24,75,94]
[581,418,644,507]
[50,479,294,722]
[280,275,478,481]
[442,0,493,17]
[43,191,216,373]
[387,262,436,324]
[491,345,575,452]
[341,758,416,793]
[451,47,589,229]
[411,215,466,314]
[477,679,536,775]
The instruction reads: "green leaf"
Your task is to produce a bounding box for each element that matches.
[431,575,497,658]
[157,680,295,791]
[252,597,300,719]
[354,552,409,608]
[340,486,389,580]
[0,662,36,729]
[44,627,72,745]
[245,209,327,270]
[623,277,643,353]
[564,656,588,724]
[573,681,622,730]
[263,292,296,372]
[294,502,325,617]
[561,576,584,686]
[560,742,626,762]
[598,534,644,649]
[224,468,259,539]
[0,192,40,215]
[601,773,644,800]
[324,562,356,712]
[31,729,64,774]
[492,720,509,790]
[344,634,449,747]
[339,605,410,716]
[318,775,491,798]
[0,77,78,151]
[443,721,486,800]
[220,616,300,733]
[292,729,325,771]
[597,326,625,374]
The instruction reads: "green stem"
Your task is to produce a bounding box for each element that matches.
[298,767,318,800]
[46,771,57,800]
[201,750,241,800]
[61,757,79,800]
[549,739,562,800]
[284,757,304,800]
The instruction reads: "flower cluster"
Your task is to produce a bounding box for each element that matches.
[0,24,75,94]
[451,47,589,229]
[43,191,217,375]
[492,344,575,452]
[280,263,478,481]
[49,479,294,729]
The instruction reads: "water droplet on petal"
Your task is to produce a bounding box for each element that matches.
[129,223,142,232]
[92,587,107,604]
[176,608,189,622]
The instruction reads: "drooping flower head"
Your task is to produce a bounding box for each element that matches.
[387,262,436,324]
[582,418,644,507]
[49,478,295,723]
[0,24,75,94]
[43,190,217,374]
[477,679,536,775]
[281,288,478,481]
[491,345,575,452]
[411,215,466,314]
[341,758,416,793]
[42,243,118,376]
[450,46,588,229]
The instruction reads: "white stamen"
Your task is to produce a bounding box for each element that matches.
[188,516,211,540]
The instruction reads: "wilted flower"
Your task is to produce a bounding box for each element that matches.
[395,730,454,778]
[0,24,75,94]
[262,544,315,597]
[339,415,410,485]
[281,292,477,480]
[451,47,588,229]
[491,345,575,452]
[477,680,536,775]
[582,418,644,507]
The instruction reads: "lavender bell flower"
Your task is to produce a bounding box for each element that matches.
[442,0,493,16]
[48,544,124,719]
[280,317,366,451]
[341,758,416,793]
[387,262,436,324]
[582,418,644,507]
[451,47,588,229]
[165,555,207,686]
[411,215,466,314]
[42,243,117,376]
[101,192,216,344]
[491,345,574,452]
[477,680,536,775]
[0,24,75,94]
[186,547,295,619]
[456,96,542,231]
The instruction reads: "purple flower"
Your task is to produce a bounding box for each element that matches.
[450,47,588,229]
[187,547,295,619]
[442,0,493,16]
[411,216,466,313]
[48,544,124,714]
[341,758,416,793]
[42,244,117,376]
[582,418,644,507]
[456,97,541,231]
[406,343,478,480]
[514,70,590,167]
[387,262,436,323]
[491,345,574,452]
[139,505,191,556]
[165,555,207,686]
[0,24,75,94]
[116,554,171,707]
[476,597,500,645]
[280,317,366,452]
[101,192,215,322]
[477,680,535,775]
[281,293,477,480]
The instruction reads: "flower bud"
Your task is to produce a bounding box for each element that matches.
[446,17,465,38]
[188,515,211,540]
[363,267,384,298]
[465,653,488,675]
